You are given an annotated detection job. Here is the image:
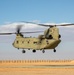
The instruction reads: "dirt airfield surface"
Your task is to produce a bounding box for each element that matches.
[0,60,74,75]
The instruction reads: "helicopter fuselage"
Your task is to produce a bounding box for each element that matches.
[13,34,61,50]
[13,26,61,53]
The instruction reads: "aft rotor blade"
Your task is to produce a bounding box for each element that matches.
[56,23,74,26]
[21,21,52,27]
[21,21,74,27]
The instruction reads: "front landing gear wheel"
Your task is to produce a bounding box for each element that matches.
[22,50,26,53]
[54,49,56,52]
[33,50,36,53]
[42,50,45,53]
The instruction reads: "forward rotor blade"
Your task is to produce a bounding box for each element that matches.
[0,31,43,35]
[21,31,43,34]
[0,33,14,35]
[16,25,23,33]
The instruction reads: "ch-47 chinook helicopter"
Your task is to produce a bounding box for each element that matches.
[0,22,74,53]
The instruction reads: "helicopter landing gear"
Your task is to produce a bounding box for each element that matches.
[42,50,45,53]
[18,48,19,50]
[33,49,36,53]
[54,49,56,52]
[22,50,26,53]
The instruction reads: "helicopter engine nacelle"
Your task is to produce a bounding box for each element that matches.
[44,28,53,39]
[44,27,60,40]
[38,35,45,39]
[45,35,53,39]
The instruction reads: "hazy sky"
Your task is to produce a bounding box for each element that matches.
[0,0,74,60]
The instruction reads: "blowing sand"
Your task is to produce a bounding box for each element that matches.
[0,60,74,75]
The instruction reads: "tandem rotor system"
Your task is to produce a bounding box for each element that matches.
[0,21,74,53]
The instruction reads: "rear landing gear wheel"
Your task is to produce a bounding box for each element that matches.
[22,50,26,53]
[42,50,45,53]
[54,49,56,52]
[33,50,36,53]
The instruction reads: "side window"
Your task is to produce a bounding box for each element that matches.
[22,41,24,43]
[16,40,19,44]
[33,42,37,44]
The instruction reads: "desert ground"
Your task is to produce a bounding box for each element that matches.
[0,60,74,75]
